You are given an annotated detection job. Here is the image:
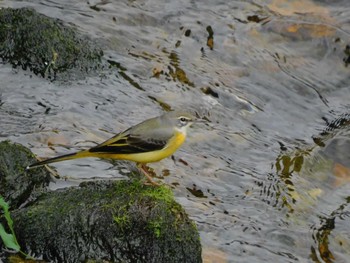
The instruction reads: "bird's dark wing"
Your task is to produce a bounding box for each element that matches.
[89,132,167,154]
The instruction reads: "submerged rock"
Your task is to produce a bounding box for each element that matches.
[0,7,104,80]
[0,141,202,262]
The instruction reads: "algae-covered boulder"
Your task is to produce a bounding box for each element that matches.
[0,7,104,80]
[0,140,51,209]
[12,180,202,262]
[0,141,202,262]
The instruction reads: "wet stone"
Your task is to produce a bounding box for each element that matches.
[0,7,104,80]
[0,140,51,210]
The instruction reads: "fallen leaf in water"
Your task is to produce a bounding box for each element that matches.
[308,188,323,199]
[203,247,228,263]
[47,134,70,147]
[152,64,164,77]
[287,23,335,38]
[318,231,335,262]
[207,37,214,50]
[333,163,350,187]
[268,0,330,18]
[162,169,170,177]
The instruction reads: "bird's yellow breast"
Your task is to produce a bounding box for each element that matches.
[96,131,186,163]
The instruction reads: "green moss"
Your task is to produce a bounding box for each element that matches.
[148,220,162,238]
[106,180,190,240]
[113,213,130,229]
[112,180,176,206]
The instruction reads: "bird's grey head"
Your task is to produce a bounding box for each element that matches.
[163,111,195,134]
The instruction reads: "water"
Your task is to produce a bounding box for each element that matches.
[1,0,350,262]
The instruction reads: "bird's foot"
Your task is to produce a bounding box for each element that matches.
[137,163,161,186]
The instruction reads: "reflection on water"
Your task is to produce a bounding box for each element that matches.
[1,0,350,262]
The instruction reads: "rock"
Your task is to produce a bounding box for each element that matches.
[0,140,51,210]
[0,7,104,80]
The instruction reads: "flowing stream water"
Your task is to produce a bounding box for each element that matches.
[1,0,350,262]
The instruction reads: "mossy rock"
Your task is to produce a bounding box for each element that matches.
[10,180,202,262]
[0,140,51,209]
[0,7,104,80]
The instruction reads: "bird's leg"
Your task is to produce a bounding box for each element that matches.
[137,163,160,186]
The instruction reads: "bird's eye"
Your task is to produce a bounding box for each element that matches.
[177,116,192,127]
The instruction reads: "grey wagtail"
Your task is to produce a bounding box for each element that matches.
[27,111,195,185]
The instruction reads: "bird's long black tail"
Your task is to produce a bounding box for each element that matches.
[26,150,91,170]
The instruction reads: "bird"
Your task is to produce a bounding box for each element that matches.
[27,111,195,185]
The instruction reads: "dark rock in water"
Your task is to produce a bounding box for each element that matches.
[0,7,104,80]
[0,142,202,262]
[0,140,51,209]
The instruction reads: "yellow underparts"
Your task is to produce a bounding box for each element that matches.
[93,131,186,163]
